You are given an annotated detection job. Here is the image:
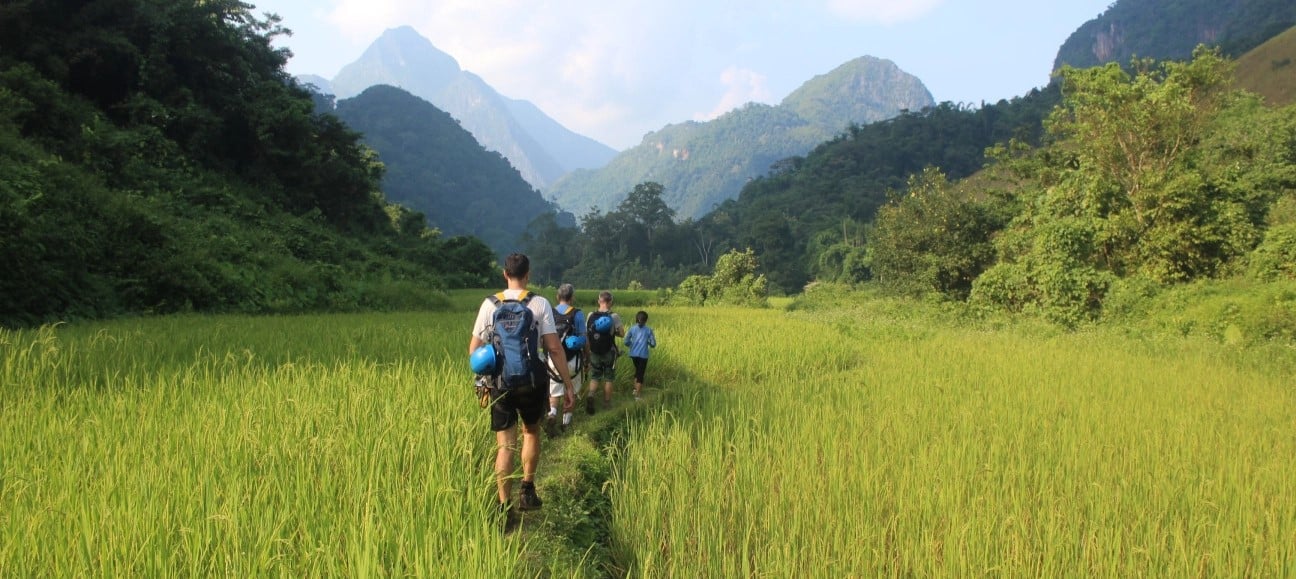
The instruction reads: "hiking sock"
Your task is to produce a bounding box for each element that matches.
[562,412,572,426]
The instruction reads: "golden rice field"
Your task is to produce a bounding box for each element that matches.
[1,293,1293,576]
[611,305,1296,576]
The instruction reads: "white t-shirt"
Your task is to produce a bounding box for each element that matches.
[471,289,557,343]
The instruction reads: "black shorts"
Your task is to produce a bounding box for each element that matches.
[489,385,547,431]
[631,356,648,382]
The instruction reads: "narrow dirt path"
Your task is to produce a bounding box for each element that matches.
[508,388,666,577]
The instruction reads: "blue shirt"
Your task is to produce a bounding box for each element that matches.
[624,324,656,359]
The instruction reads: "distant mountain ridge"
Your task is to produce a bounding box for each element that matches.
[319,26,617,188]
[545,56,935,220]
[333,85,554,254]
[1054,0,1296,70]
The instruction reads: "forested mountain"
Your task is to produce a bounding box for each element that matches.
[523,89,1059,291]
[323,26,617,188]
[694,87,1062,292]
[531,48,1296,325]
[1054,0,1296,70]
[545,56,934,220]
[0,0,493,327]
[333,85,555,254]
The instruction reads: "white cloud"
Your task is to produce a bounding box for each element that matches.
[823,0,944,25]
[694,67,773,121]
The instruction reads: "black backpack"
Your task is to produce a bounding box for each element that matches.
[486,291,545,393]
[587,311,615,355]
[554,305,583,359]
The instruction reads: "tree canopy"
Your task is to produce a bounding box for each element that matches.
[0,0,493,326]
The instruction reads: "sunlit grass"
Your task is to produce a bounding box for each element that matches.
[3,298,1293,576]
[609,306,1296,576]
[0,313,518,576]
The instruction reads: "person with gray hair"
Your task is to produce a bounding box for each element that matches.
[545,283,588,433]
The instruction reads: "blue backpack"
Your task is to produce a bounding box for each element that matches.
[487,291,544,392]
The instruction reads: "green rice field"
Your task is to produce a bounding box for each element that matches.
[0,292,1292,576]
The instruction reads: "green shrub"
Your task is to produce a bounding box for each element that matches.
[670,249,768,307]
[1248,223,1296,281]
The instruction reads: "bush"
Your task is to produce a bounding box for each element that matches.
[672,275,710,306]
[1136,279,1296,345]
[1248,223,1296,281]
[669,249,768,307]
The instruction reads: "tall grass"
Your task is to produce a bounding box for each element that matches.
[5,294,1293,576]
[608,306,1296,576]
[0,312,519,576]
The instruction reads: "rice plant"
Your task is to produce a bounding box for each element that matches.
[608,307,1296,576]
[0,313,520,576]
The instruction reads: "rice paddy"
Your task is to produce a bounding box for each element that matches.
[0,296,1292,576]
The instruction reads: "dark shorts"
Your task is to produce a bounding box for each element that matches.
[631,356,648,382]
[489,385,547,431]
[590,350,617,381]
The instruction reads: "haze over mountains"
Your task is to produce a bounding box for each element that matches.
[545,56,935,219]
[302,27,936,222]
[310,26,617,190]
[295,0,1293,235]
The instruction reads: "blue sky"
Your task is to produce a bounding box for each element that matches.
[252,1,1113,150]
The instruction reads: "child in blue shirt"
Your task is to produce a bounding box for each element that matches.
[623,310,657,400]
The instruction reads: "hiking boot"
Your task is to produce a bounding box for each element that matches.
[498,502,519,533]
[519,482,543,511]
[585,396,596,415]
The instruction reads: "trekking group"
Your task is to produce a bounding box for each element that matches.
[468,253,657,521]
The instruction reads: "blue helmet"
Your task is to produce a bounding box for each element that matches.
[593,315,613,333]
[470,343,500,375]
[563,335,587,351]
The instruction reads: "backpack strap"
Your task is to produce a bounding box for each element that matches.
[490,290,531,304]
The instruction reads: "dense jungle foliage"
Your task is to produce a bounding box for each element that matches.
[0,0,494,327]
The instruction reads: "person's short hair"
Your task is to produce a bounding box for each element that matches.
[635,310,648,325]
[557,283,575,303]
[598,291,613,305]
[503,253,530,280]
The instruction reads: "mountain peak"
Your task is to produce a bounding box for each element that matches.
[332,26,461,100]
[781,55,933,128]
[327,27,617,188]
[547,56,934,219]
[370,26,461,74]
